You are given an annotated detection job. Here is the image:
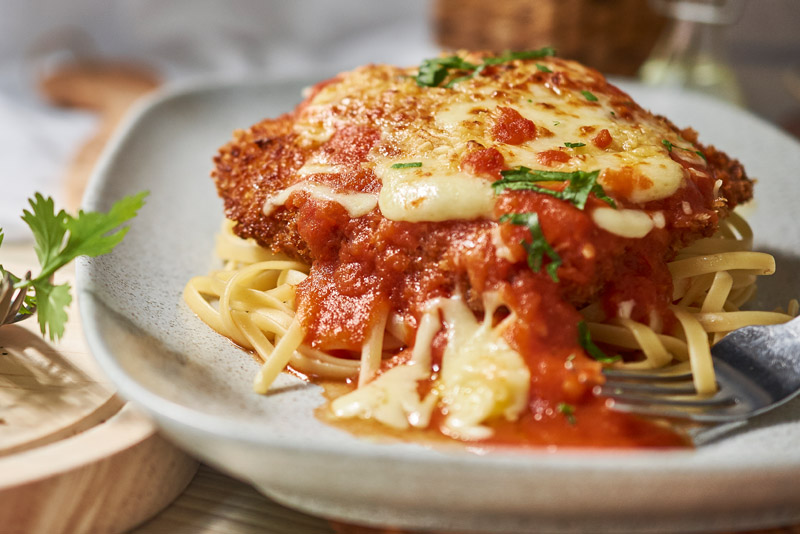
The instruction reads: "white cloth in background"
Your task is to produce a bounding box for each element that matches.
[0,0,438,241]
[0,96,96,242]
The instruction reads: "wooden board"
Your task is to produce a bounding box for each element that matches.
[0,245,197,534]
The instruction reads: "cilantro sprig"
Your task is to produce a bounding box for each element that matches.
[415,48,556,88]
[662,139,707,162]
[492,167,616,210]
[0,191,148,340]
[498,212,562,282]
[577,320,621,363]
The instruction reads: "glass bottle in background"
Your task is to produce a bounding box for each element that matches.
[639,0,746,106]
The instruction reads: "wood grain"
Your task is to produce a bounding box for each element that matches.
[0,244,197,534]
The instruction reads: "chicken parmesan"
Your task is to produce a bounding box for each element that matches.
[185,50,794,448]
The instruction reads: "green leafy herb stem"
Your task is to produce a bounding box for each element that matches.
[577,320,621,363]
[498,212,562,282]
[0,191,148,340]
[416,48,556,88]
[492,167,615,210]
[390,162,423,169]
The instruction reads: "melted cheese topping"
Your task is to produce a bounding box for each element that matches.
[286,56,702,223]
[434,297,530,441]
[263,181,378,218]
[592,207,655,238]
[331,304,442,429]
[376,159,495,222]
[331,295,529,439]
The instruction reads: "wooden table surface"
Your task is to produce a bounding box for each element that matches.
[17,59,800,534]
[132,463,800,534]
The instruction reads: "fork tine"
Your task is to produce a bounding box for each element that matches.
[602,368,693,381]
[603,400,744,423]
[599,389,734,407]
[600,315,800,424]
[598,381,698,395]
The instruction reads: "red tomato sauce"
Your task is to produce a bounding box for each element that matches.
[288,122,701,448]
[460,147,506,179]
[491,106,537,145]
[593,128,613,149]
[537,149,571,166]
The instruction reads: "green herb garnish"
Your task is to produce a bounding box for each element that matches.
[498,212,561,282]
[0,192,147,340]
[415,56,478,88]
[581,90,598,102]
[557,402,577,425]
[390,162,423,169]
[415,48,556,88]
[536,63,553,73]
[492,167,615,210]
[662,139,707,162]
[577,320,621,363]
[564,142,586,148]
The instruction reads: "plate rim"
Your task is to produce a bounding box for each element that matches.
[76,75,800,528]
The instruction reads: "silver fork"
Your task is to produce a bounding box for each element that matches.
[598,315,800,423]
[0,271,34,326]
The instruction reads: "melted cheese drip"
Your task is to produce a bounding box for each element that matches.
[434,297,530,441]
[376,160,495,222]
[331,295,530,439]
[592,207,655,238]
[263,181,378,218]
[331,307,441,429]
[291,58,701,222]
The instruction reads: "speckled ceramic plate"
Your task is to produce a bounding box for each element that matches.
[78,77,800,533]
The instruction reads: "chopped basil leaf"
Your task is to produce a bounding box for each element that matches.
[577,321,621,363]
[557,402,576,425]
[695,150,707,162]
[390,162,423,169]
[415,48,555,88]
[493,167,615,210]
[564,142,586,148]
[536,63,553,73]
[581,90,598,102]
[553,121,560,126]
[662,139,675,152]
[610,111,616,116]
[498,212,562,282]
